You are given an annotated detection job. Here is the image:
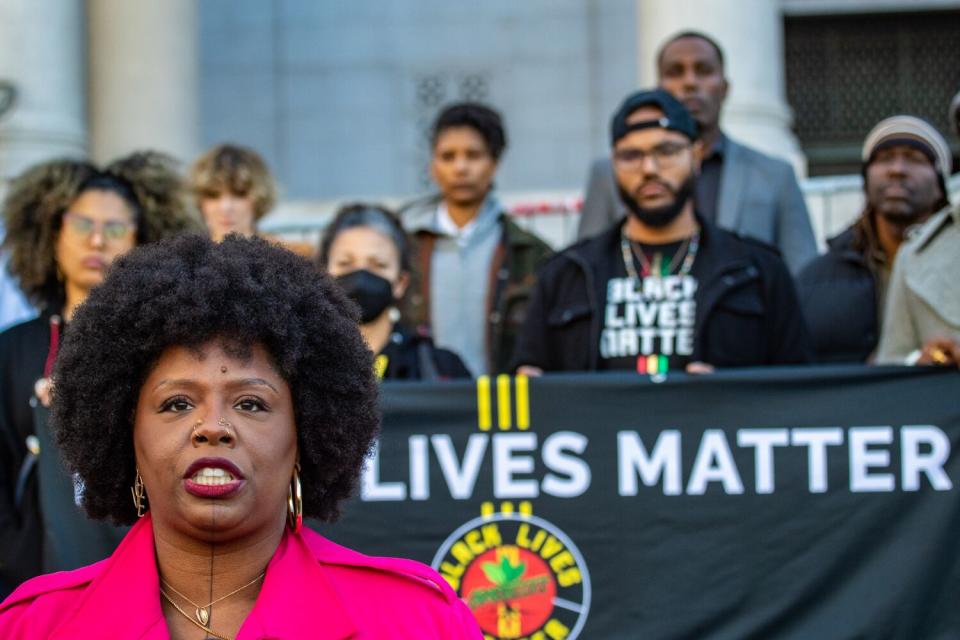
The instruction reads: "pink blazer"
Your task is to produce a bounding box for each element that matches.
[0,514,481,639]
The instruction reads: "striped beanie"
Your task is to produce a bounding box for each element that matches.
[862,115,951,188]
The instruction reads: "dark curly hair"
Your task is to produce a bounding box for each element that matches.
[431,102,507,160]
[2,152,201,309]
[50,234,380,525]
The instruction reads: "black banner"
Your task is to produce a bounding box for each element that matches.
[317,366,960,639]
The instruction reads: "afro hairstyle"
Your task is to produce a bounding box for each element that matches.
[2,151,201,309]
[2,159,96,306]
[50,233,379,525]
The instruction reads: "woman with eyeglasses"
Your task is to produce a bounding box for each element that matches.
[319,203,471,381]
[0,152,200,597]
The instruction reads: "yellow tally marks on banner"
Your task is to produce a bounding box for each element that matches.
[515,374,530,430]
[497,375,512,430]
[476,375,532,433]
[481,501,533,519]
[477,376,492,431]
[374,354,388,380]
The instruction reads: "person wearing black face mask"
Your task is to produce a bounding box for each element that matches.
[319,204,471,381]
[335,269,396,324]
[512,89,812,375]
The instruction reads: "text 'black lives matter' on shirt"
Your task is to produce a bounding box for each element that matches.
[597,239,698,374]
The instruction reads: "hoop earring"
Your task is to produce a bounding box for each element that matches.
[131,469,147,518]
[287,463,302,534]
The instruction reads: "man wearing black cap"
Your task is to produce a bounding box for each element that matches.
[512,89,811,374]
[577,31,816,276]
[796,115,951,363]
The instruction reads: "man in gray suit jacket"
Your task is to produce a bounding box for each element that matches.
[578,31,817,274]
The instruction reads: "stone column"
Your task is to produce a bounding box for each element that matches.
[0,0,87,181]
[87,0,198,164]
[636,0,806,175]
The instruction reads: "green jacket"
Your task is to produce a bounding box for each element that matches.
[402,196,553,374]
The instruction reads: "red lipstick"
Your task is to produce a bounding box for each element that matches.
[183,457,245,499]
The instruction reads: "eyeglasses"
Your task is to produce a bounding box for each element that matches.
[62,212,136,241]
[613,142,690,171]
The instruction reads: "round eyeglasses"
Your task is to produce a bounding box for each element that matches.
[613,141,690,171]
[62,212,136,241]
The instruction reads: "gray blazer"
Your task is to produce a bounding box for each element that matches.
[577,136,817,274]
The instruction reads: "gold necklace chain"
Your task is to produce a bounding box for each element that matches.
[160,587,230,640]
[160,570,265,629]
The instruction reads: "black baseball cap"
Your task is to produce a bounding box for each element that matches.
[610,89,699,145]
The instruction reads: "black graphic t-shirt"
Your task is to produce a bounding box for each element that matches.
[596,239,698,374]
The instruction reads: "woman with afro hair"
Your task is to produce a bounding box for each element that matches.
[0,152,201,596]
[0,234,481,639]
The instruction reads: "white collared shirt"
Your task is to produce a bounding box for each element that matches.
[436,203,480,248]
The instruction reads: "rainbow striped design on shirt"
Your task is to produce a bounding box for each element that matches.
[637,354,669,375]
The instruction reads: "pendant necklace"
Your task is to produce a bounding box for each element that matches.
[620,227,700,283]
[159,588,230,640]
[160,569,265,631]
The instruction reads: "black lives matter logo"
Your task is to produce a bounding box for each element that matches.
[432,513,590,639]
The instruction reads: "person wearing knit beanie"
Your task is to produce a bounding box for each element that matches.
[797,115,951,363]
[861,115,951,215]
[873,94,960,366]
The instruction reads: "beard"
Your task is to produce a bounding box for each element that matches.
[618,175,695,228]
[867,174,945,228]
[875,199,931,226]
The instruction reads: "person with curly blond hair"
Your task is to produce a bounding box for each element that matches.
[0,151,201,596]
[190,143,315,259]
[190,144,277,243]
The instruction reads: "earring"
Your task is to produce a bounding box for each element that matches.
[131,469,147,518]
[287,463,302,534]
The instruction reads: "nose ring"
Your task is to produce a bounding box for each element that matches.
[192,418,233,443]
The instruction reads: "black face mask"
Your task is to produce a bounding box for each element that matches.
[335,270,395,324]
[617,175,695,229]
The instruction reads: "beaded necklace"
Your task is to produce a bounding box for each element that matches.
[620,227,700,281]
